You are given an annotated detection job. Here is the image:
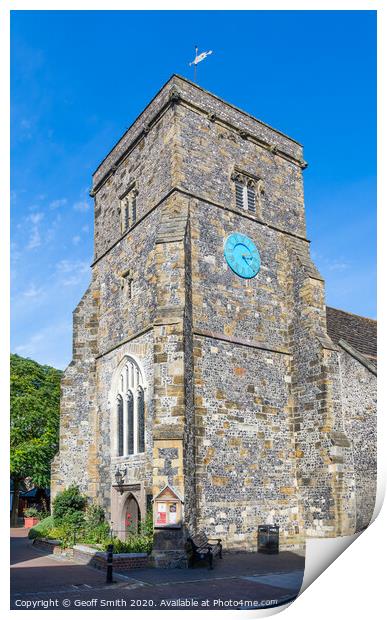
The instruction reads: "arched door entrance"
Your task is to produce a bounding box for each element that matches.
[123,494,141,537]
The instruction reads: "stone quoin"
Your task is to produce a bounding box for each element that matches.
[51,75,377,567]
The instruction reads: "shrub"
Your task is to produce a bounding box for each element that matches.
[48,524,75,548]
[23,507,40,518]
[28,516,55,540]
[101,534,152,554]
[140,509,154,537]
[50,510,86,547]
[85,505,106,529]
[52,486,86,522]
[82,522,111,545]
[62,510,86,529]
[101,512,154,554]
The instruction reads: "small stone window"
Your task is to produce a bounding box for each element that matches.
[120,269,133,299]
[120,185,138,233]
[231,171,264,216]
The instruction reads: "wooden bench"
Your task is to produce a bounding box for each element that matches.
[185,531,222,569]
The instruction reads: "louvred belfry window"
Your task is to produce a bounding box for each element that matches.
[131,194,137,225]
[119,185,138,233]
[247,184,256,213]
[235,181,244,210]
[232,171,263,216]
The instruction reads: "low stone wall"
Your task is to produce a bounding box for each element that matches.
[73,545,149,571]
[33,538,73,558]
[32,538,148,571]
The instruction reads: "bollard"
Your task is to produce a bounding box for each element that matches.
[106,544,114,583]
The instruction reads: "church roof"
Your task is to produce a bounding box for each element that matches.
[326,306,377,361]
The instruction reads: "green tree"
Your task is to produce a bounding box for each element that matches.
[10,354,62,526]
[52,485,87,521]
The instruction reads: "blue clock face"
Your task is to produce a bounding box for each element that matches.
[224,233,261,279]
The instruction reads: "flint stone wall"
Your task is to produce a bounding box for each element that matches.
[340,350,377,531]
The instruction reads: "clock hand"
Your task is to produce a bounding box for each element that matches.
[242,256,254,270]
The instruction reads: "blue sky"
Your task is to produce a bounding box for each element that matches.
[11,10,376,370]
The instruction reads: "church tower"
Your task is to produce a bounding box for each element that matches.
[52,75,376,566]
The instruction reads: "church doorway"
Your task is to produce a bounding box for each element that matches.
[123,494,141,537]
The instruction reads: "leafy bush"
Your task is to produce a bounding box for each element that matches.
[85,505,105,529]
[28,516,55,540]
[140,509,154,537]
[77,505,110,544]
[48,524,76,548]
[23,507,40,518]
[62,510,86,529]
[82,522,111,545]
[101,511,154,554]
[50,509,86,547]
[52,486,86,522]
[101,534,152,554]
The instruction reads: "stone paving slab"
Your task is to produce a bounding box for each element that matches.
[118,550,305,585]
[241,570,304,590]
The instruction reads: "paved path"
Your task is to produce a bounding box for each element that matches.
[11,528,109,595]
[10,529,305,610]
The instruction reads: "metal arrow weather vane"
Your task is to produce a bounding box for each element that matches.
[189,46,213,83]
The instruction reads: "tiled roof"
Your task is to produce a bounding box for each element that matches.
[326,306,377,361]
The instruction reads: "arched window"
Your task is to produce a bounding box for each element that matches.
[137,386,145,453]
[231,171,264,217]
[117,395,124,457]
[114,357,145,457]
[119,185,138,233]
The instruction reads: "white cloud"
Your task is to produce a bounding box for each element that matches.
[28,212,44,225]
[73,200,90,212]
[327,260,350,272]
[72,235,81,245]
[26,211,44,249]
[23,284,44,298]
[56,259,89,274]
[13,321,72,369]
[27,228,41,249]
[56,259,90,286]
[49,198,67,209]
[81,225,89,233]
[45,213,62,244]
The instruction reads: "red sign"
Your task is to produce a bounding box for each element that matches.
[156,503,167,525]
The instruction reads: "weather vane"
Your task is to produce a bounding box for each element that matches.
[189,46,213,83]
